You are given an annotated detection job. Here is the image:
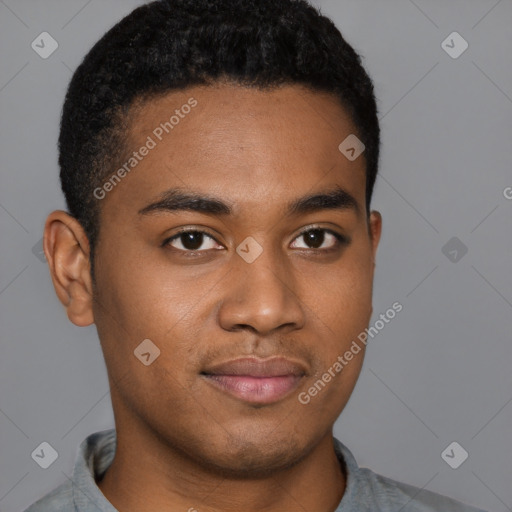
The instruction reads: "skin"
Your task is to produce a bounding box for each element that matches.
[44,83,381,512]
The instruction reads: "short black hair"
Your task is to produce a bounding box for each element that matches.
[59,0,380,276]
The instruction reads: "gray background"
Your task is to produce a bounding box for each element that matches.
[1,0,511,511]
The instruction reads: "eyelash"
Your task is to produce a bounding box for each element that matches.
[162,226,349,256]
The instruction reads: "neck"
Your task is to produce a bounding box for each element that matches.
[97,424,346,512]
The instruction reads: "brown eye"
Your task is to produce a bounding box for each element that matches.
[164,230,221,252]
[302,229,325,249]
[291,228,348,251]
[178,232,205,251]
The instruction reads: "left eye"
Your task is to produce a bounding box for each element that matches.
[291,228,346,250]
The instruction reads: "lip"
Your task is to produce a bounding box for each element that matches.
[201,357,307,405]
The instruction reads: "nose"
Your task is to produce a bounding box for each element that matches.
[217,245,306,336]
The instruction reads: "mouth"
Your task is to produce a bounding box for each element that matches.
[200,357,307,405]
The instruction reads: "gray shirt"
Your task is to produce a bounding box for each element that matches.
[24,429,486,512]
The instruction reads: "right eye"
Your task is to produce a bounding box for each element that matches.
[163,229,224,253]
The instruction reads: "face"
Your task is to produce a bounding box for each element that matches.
[49,83,381,477]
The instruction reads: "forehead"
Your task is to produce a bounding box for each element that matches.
[100,84,367,222]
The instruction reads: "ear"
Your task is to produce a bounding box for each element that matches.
[367,210,382,319]
[43,210,94,327]
[368,210,382,264]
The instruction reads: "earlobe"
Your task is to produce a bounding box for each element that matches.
[43,211,95,327]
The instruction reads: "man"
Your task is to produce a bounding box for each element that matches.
[26,0,486,510]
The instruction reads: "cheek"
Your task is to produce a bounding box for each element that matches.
[92,244,208,378]
[94,238,184,326]
[297,254,374,337]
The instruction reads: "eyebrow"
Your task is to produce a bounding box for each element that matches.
[138,185,360,218]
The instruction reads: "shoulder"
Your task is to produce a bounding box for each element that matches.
[333,438,487,512]
[23,428,116,512]
[359,467,487,511]
[23,480,74,512]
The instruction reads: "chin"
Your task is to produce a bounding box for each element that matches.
[205,444,304,479]
[197,430,308,479]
